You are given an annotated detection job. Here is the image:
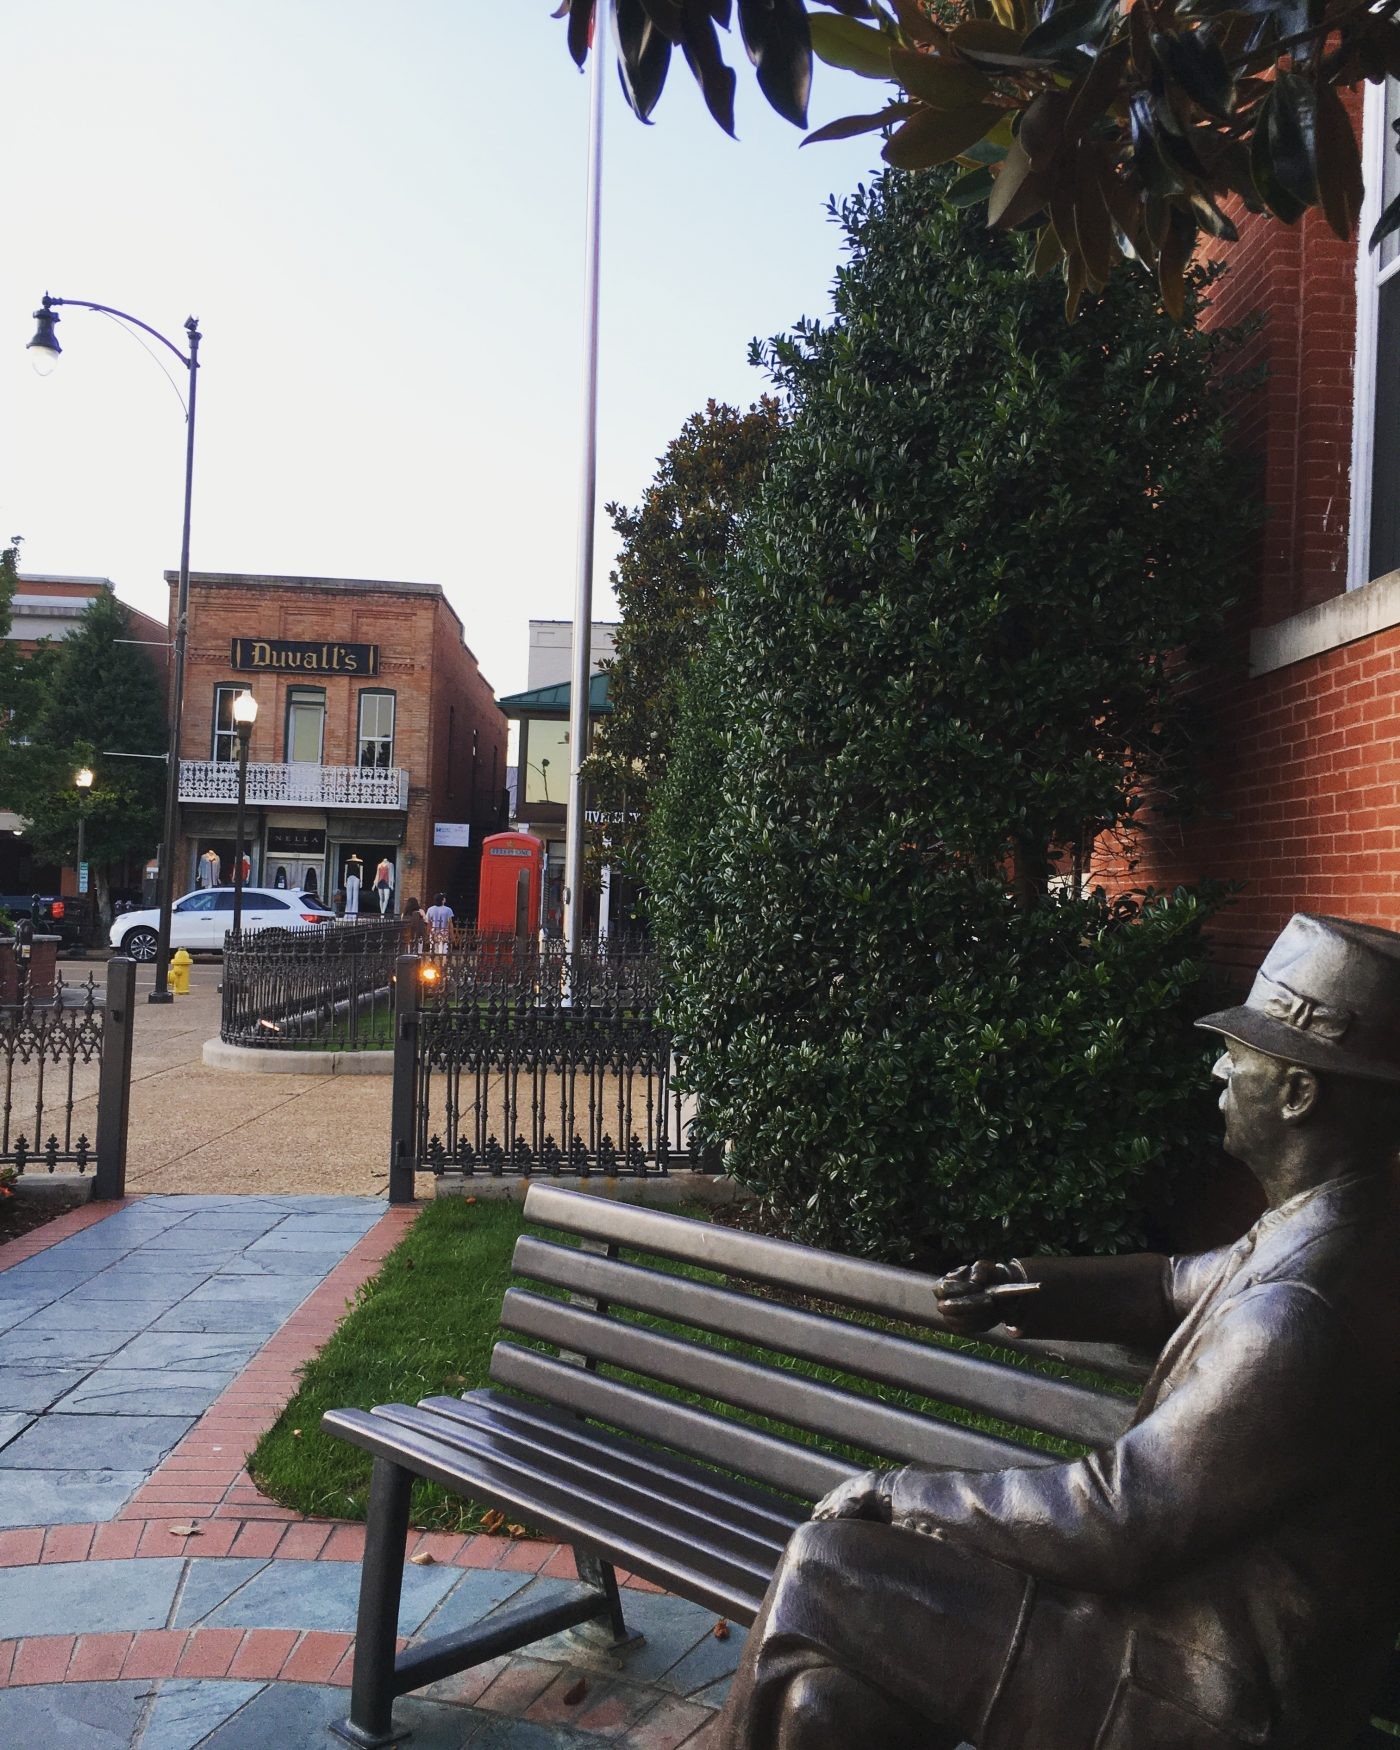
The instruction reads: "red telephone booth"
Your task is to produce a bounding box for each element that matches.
[476,832,544,937]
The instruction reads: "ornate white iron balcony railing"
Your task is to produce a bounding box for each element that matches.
[179,760,409,811]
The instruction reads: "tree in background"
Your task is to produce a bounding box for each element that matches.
[650,167,1252,1262]
[586,397,781,877]
[5,591,167,931]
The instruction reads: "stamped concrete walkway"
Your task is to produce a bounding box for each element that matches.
[0,1196,739,1746]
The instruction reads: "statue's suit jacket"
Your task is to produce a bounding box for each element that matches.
[890,1167,1400,1747]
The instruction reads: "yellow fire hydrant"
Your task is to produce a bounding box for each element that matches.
[170,948,193,995]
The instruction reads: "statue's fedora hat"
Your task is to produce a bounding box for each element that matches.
[1197,913,1400,1082]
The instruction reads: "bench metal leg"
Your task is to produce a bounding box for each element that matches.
[571,1549,643,1652]
[333,1457,414,1748]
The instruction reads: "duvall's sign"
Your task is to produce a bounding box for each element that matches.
[230,638,380,676]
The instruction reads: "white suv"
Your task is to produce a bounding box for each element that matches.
[109,887,335,961]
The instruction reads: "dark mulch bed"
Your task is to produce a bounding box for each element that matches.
[0,1182,90,1246]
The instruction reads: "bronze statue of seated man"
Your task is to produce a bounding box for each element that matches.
[712,914,1400,1749]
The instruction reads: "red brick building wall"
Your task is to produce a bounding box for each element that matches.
[1117,88,1400,982]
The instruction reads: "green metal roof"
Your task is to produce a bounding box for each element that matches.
[498,671,612,716]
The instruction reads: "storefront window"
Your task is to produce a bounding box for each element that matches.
[286,688,325,764]
[212,686,239,762]
[358,690,395,768]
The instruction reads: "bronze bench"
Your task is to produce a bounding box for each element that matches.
[322,1185,1400,1747]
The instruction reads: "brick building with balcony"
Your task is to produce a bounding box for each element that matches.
[172,572,506,914]
[1113,82,1400,980]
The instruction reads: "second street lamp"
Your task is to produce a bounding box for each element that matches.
[231,691,258,937]
[28,291,201,1004]
[74,766,93,944]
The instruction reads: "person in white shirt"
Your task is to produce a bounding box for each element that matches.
[425,893,454,951]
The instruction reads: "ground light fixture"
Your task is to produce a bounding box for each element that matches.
[231,690,258,937]
[26,291,202,1004]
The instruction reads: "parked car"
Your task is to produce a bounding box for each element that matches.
[108,887,334,961]
[0,893,87,951]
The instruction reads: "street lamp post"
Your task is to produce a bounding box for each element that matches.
[74,766,93,945]
[230,691,258,936]
[27,292,201,1004]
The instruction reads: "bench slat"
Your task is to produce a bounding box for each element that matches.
[388,1397,791,1571]
[322,1398,785,1621]
[490,1341,856,1500]
[500,1289,1052,1472]
[513,1235,1130,1447]
[519,1183,1154,1385]
[423,1392,801,1541]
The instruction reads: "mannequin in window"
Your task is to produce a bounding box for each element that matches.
[274,865,288,890]
[198,848,221,889]
[304,866,319,898]
[374,857,395,915]
[344,856,362,918]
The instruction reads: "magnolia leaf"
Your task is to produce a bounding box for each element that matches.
[638,0,684,38]
[803,100,916,144]
[950,18,1044,70]
[1019,89,1071,173]
[1153,28,1234,122]
[809,12,893,78]
[1157,211,1195,321]
[883,102,1002,170]
[890,0,944,46]
[616,0,672,121]
[1315,79,1364,243]
[1370,187,1400,254]
[947,164,996,205]
[567,0,593,68]
[890,46,992,109]
[409,1550,436,1565]
[680,15,738,135]
[1063,245,1089,320]
[1032,221,1065,276]
[1267,70,1320,210]
[1074,140,1118,285]
[1250,91,1308,223]
[986,133,1034,225]
[168,1523,202,1537]
[738,0,812,128]
[1020,0,1116,62]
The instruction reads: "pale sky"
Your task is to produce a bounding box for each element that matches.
[2,2,881,697]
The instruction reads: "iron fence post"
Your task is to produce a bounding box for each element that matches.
[94,956,136,1200]
[389,954,420,1205]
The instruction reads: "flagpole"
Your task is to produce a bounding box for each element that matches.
[563,0,609,973]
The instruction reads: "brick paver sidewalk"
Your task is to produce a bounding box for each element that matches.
[0,1197,739,1746]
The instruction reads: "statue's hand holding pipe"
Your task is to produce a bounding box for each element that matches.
[934,1259,1040,1337]
[812,1469,898,1525]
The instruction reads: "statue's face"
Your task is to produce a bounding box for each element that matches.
[1212,1042,1293,1163]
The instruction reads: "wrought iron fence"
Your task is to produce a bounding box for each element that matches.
[220,920,404,1050]
[387,936,703,1199]
[1,958,135,1195]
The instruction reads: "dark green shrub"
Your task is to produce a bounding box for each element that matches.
[650,169,1252,1261]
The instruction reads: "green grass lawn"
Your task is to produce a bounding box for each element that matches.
[249,1194,1133,1536]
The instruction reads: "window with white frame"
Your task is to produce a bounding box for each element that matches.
[1352,78,1400,588]
[212,685,240,762]
[357,690,395,768]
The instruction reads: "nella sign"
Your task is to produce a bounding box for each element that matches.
[230,638,380,676]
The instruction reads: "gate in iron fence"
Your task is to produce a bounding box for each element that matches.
[1,957,136,1197]
[388,939,701,1203]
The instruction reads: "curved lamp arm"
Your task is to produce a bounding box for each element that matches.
[31,294,199,370]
